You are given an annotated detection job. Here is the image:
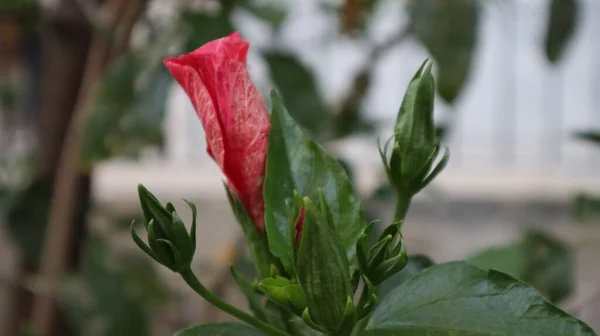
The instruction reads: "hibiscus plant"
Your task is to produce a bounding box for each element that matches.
[130,33,596,336]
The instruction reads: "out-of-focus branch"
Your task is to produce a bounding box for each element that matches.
[110,0,149,61]
[338,27,411,114]
[29,0,147,333]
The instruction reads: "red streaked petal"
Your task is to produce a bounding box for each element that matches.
[163,60,226,168]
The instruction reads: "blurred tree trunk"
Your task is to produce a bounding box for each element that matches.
[6,2,92,335]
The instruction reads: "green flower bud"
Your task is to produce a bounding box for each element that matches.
[380,59,449,197]
[296,192,353,334]
[258,276,307,314]
[131,184,197,272]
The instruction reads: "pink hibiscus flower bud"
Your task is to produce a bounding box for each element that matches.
[294,206,306,248]
[164,32,270,232]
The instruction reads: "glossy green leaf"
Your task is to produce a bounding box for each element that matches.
[264,52,328,138]
[175,322,265,336]
[263,91,365,274]
[224,184,271,279]
[377,254,435,304]
[544,0,579,64]
[468,230,573,303]
[296,196,352,333]
[408,0,479,104]
[364,261,593,336]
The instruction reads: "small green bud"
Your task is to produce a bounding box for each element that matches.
[258,276,307,314]
[131,184,196,272]
[381,59,450,197]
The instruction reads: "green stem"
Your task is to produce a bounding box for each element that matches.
[394,193,412,225]
[179,268,289,336]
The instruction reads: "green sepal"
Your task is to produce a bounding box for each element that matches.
[301,308,327,333]
[183,200,197,255]
[138,184,172,236]
[367,235,393,274]
[338,296,357,336]
[296,194,353,333]
[147,220,176,271]
[130,221,159,263]
[356,221,376,274]
[224,183,271,279]
[258,276,307,314]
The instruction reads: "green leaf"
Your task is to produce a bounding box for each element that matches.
[467,240,527,279]
[258,276,307,313]
[544,0,579,64]
[377,254,435,303]
[243,1,286,29]
[264,91,365,274]
[408,0,479,104]
[180,8,234,53]
[264,52,328,138]
[224,184,271,279]
[175,322,265,336]
[574,130,600,148]
[365,261,593,336]
[468,230,573,303]
[296,196,353,333]
[573,192,600,222]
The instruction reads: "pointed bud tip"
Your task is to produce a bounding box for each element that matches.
[418,59,434,77]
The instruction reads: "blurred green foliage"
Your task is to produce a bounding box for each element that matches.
[79,52,171,166]
[61,237,170,336]
[544,0,579,64]
[408,0,479,104]
[264,51,329,139]
[468,230,573,303]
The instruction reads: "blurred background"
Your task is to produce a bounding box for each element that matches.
[2,0,600,335]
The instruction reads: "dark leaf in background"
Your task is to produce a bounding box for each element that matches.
[175,322,265,336]
[61,237,169,336]
[572,193,600,222]
[79,52,170,166]
[264,51,329,138]
[544,0,579,64]
[468,230,573,303]
[180,8,234,52]
[364,261,594,336]
[4,179,51,263]
[333,70,375,138]
[338,0,380,37]
[242,0,287,31]
[573,130,600,148]
[408,0,480,104]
